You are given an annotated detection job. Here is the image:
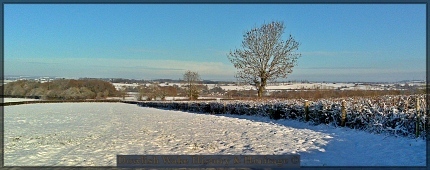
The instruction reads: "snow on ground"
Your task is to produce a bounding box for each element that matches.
[265,83,328,90]
[3,98,40,103]
[159,83,183,87]
[106,96,136,101]
[112,83,140,90]
[163,96,187,100]
[108,96,218,101]
[4,103,425,166]
[219,83,389,91]
[220,85,256,91]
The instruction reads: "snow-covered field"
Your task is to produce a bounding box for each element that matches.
[4,103,425,166]
[3,98,40,103]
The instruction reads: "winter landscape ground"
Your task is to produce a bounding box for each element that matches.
[4,102,425,166]
[3,98,40,103]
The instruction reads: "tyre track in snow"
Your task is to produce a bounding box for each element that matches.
[51,105,120,166]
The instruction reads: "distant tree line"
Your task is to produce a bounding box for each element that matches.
[3,79,118,100]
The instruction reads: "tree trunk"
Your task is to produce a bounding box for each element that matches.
[258,87,263,98]
[257,78,267,98]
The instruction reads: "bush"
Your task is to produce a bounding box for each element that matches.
[136,94,426,139]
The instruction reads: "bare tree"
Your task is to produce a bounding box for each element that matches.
[227,21,301,97]
[137,83,173,101]
[118,86,127,100]
[138,83,157,101]
[183,70,201,100]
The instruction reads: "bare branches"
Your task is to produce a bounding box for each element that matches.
[183,70,201,100]
[227,21,301,97]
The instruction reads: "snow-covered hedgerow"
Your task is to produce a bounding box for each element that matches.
[135,95,426,139]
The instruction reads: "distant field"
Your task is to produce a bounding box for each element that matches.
[113,82,425,91]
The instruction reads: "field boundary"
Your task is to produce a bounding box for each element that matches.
[1,99,122,106]
[1,98,235,106]
[127,96,426,139]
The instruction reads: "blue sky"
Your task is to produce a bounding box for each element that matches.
[4,4,426,82]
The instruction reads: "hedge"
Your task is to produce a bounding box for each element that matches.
[132,95,426,139]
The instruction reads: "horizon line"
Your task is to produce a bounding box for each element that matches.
[3,75,426,84]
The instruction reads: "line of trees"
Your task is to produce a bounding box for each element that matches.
[134,70,204,101]
[136,83,179,101]
[3,79,118,100]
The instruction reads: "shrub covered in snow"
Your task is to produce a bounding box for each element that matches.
[134,95,426,139]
